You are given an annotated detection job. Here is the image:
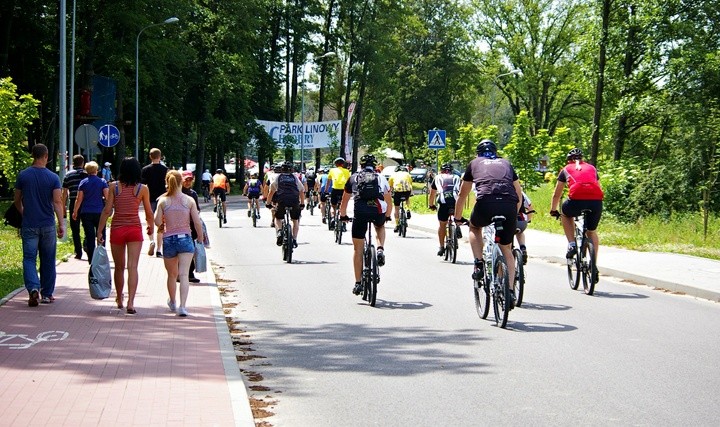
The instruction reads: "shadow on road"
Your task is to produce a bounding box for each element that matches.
[518,302,572,311]
[508,321,578,333]
[592,291,649,299]
[368,300,432,310]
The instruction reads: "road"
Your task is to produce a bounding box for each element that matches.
[202,196,720,426]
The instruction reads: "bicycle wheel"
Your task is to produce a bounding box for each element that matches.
[368,245,378,307]
[450,225,458,264]
[566,251,580,290]
[582,241,597,295]
[252,209,257,227]
[513,248,525,307]
[310,201,314,216]
[326,205,332,230]
[284,223,293,263]
[473,274,490,320]
[492,251,510,328]
[361,247,370,301]
[335,221,343,244]
[218,205,223,228]
[399,212,407,238]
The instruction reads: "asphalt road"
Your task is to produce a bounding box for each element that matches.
[203,196,720,426]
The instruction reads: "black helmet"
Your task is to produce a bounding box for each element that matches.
[272,163,283,172]
[441,163,452,172]
[476,139,497,154]
[281,161,293,172]
[333,157,345,166]
[360,154,377,167]
[216,168,223,174]
[567,148,583,161]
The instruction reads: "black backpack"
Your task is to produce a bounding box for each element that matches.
[357,170,381,201]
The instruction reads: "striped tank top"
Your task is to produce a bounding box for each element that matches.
[161,194,192,238]
[111,183,143,228]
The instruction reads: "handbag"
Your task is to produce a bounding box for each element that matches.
[89,245,112,299]
[3,203,22,228]
[194,241,207,273]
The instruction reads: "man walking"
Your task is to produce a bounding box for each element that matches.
[101,162,113,182]
[141,148,168,256]
[62,154,88,259]
[14,144,65,306]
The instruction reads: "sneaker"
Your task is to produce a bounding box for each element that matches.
[455,227,462,239]
[329,219,336,230]
[352,282,363,295]
[223,218,227,224]
[406,211,411,219]
[393,226,399,233]
[276,231,283,246]
[377,249,385,267]
[177,307,188,317]
[40,296,53,304]
[213,206,217,212]
[156,251,163,258]
[189,277,201,283]
[507,289,516,310]
[247,210,251,217]
[437,247,445,256]
[148,241,156,256]
[28,290,39,307]
[167,299,176,312]
[471,259,484,281]
[293,239,298,249]
[566,243,577,259]
[521,247,528,265]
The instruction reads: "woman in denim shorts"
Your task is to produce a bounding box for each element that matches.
[155,170,204,317]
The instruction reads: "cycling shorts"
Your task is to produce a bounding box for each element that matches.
[392,191,412,206]
[319,192,328,202]
[110,225,143,246]
[202,180,210,187]
[330,189,344,206]
[437,199,455,222]
[561,199,603,231]
[274,202,302,220]
[213,188,227,202]
[469,200,518,246]
[351,211,386,239]
[247,192,260,200]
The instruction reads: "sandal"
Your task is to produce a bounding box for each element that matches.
[126,308,137,315]
[115,293,124,309]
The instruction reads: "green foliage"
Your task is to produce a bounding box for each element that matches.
[0,78,37,187]
[503,111,543,189]
[456,123,497,166]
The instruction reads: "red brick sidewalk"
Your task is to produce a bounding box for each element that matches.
[0,247,253,426]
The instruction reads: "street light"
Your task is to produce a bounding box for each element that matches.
[300,51,336,171]
[491,69,521,125]
[135,16,179,159]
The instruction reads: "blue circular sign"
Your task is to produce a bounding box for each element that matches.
[98,124,121,148]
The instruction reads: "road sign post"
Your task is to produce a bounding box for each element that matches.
[428,129,446,182]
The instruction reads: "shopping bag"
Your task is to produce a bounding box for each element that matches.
[89,245,112,300]
[201,219,210,247]
[3,203,22,228]
[194,242,207,273]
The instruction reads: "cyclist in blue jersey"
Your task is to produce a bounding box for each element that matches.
[243,173,264,219]
[317,168,331,224]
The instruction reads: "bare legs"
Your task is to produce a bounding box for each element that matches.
[110,240,142,311]
[164,252,194,310]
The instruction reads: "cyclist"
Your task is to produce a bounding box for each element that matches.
[201,169,212,199]
[388,165,414,233]
[210,168,229,224]
[454,139,522,308]
[324,157,351,230]
[428,163,461,256]
[515,192,534,264]
[243,172,263,219]
[550,148,603,274]
[264,163,282,227]
[317,168,331,224]
[304,167,318,210]
[339,154,392,295]
[267,161,305,248]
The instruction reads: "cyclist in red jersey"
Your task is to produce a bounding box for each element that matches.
[550,148,604,259]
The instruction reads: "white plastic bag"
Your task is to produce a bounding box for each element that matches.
[89,245,112,300]
[194,241,207,273]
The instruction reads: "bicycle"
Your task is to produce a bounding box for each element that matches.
[323,196,332,230]
[202,183,211,203]
[306,190,317,215]
[512,244,525,308]
[280,207,293,263]
[333,208,345,244]
[215,196,225,228]
[444,212,459,264]
[343,217,379,307]
[397,197,408,238]
[249,200,259,228]
[565,209,598,295]
[468,216,512,328]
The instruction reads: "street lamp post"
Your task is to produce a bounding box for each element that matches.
[135,17,179,159]
[300,51,336,172]
[490,69,521,125]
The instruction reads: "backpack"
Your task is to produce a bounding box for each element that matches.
[357,170,381,201]
[247,179,261,195]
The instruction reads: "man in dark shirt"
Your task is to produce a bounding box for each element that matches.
[454,139,522,308]
[141,148,168,257]
[62,155,88,259]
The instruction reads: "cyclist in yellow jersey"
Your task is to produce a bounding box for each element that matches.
[388,166,413,232]
[324,157,351,230]
[210,169,230,223]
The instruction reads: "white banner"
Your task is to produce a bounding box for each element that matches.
[345,101,356,163]
[256,120,341,150]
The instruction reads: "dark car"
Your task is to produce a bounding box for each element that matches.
[410,168,429,182]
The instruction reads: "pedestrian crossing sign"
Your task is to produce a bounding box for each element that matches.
[428,129,446,149]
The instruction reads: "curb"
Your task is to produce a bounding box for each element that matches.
[0,253,74,308]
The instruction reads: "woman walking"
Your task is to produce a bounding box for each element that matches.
[72,161,109,263]
[97,157,154,314]
[155,170,204,317]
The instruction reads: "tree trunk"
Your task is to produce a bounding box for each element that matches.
[591,0,611,165]
[614,4,637,161]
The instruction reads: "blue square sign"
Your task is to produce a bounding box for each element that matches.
[428,129,446,149]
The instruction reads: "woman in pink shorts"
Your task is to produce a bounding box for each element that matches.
[97,157,154,314]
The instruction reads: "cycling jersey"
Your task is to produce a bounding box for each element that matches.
[327,167,350,190]
[388,171,413,192]
[246,179,262,196]
[559,162,604,200]
[463,157,519,203]
[318,174,330,193]
[270,173,303,204]
[211,173,229,192]
[431,173,460,204]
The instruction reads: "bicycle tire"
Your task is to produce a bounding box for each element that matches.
[582,241,597,295]
[513,248,525,307]
[310,202,314,216]
[473,274,490,320]
[326,205,332,230]
[217,204,223,228]
[335,221,343,244]
[492,251,510,328]
[567,252,580,290]
[368,245,378,307]
[284,222,293,263]
[252,209,257,227]
[362,248,370,301]
[450,225,458,264]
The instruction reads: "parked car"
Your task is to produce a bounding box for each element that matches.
[381,166,398,179]
[410,167,429,182]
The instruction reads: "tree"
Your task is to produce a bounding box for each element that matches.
[0,77,38,188]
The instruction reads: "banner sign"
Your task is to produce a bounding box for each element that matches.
[256,120,341,150]
[345,101,356,163]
